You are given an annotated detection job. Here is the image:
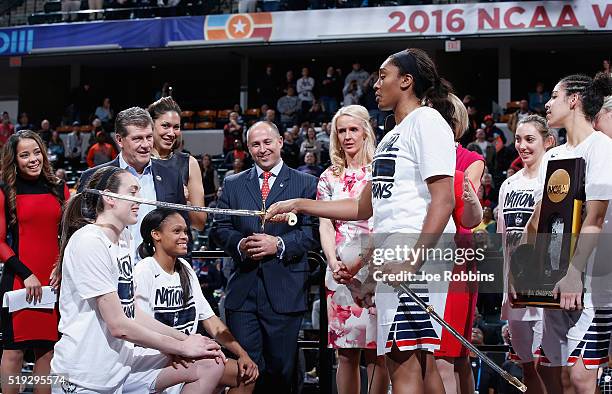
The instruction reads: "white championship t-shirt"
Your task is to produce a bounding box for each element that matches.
[51,224,136,392]
[371,106,456,234]
[370,106,456,352]
[134,257,215,335]
[535,131,612,308]
[497,169,543,321]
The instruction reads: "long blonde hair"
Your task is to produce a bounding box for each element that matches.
[329,105,376,177]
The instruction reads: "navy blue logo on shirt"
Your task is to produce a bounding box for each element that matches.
[372,133,399,200]
[503,188,536,258]
[504,190,535,209]
[60,380,76,393]
[155,306,196,335]
[376,133,400,154]
[117,254,135,319]
[156,286,185,307]
[372,160,395,199]
[154,285,196,334]
[515,214,524,226]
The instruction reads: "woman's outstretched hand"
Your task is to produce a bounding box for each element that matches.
[265,199,301,222]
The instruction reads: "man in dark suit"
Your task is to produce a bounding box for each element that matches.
[78,107,186,257]
[211,121,318,393]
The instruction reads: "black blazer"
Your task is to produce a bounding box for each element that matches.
[76,156,186,207]
[210,163,318,314]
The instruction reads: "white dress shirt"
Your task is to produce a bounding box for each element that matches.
[119,153,156,261]
[255,159,283,192]
[237,160,286,259]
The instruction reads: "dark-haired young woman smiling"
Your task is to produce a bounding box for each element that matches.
[0,131,69,394]
[134,208,258,394]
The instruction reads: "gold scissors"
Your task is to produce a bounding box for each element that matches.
[259,198,297,232]
[260,199,267,232]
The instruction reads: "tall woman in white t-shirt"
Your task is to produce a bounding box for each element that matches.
[51,167,225,394]
[526,72,612,394]
[266,48,456,394]
[497,115,554,394]
[134,208,259,394]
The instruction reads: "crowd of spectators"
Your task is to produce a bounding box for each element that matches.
[255,63,384,132]
[217,62,386,174]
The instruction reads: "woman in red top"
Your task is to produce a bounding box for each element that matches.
[0,130,70,394]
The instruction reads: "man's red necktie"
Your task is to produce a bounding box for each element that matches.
[261,171,272,201]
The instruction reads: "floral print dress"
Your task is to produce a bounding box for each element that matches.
[317,166,377,349]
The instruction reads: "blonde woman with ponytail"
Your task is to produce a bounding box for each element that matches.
[317,105,388,394]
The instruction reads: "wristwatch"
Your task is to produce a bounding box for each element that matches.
[276,237,285,259]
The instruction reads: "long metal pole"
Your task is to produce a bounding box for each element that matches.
[83,189,298,225]
[397,282,527,393]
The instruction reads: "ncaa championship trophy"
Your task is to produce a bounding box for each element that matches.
[512,158,586,308]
